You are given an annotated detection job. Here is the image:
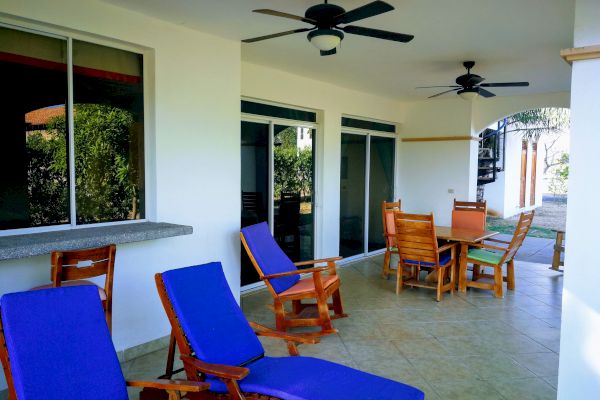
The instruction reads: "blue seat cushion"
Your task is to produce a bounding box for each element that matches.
[206,356,424,400]
[403,251,452,267]
[241,222,300,293]
[0,286,127,400]
[161,263,264,366]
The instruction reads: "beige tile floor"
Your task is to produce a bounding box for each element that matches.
[1,254,563,400]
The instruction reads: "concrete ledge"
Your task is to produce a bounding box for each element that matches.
[0,222,193,261]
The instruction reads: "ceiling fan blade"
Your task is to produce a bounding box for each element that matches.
[479,82,529,87]
[428,88,460,98]
[253,9,317,25]
[478,88,496,98]
[334,1,394,24]
[416,85,461,89]
[342,25,414,42]
[321,48,337,56]
[242,28,312,43]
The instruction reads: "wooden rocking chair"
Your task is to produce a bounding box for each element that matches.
[240,222,347,336]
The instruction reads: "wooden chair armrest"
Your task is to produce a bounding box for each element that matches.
[485,238,511,245]
[126,379,209,392]
[294,256,342,267]
[262,266,328,280]
[181,355,249,380]
[249,321,320,344]
[437,242,458,253]
[469,243,509,252]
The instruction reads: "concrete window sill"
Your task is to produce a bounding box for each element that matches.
[0,222,193,261]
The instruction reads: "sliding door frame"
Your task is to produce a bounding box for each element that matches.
[241,113,319,292]
[340,127,397,261]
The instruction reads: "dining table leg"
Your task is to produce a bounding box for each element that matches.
[459,242,469,292]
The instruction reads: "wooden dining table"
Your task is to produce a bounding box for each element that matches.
[435,226,499,291]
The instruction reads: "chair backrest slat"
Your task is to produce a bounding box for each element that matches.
[394,212,440,266]
[0,286,127,400]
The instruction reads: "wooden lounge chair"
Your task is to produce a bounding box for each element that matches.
[240,222,347,335]
[381,199,401,279]
[394,212,458,302]
[155,262,425,400]
[0,286,207,400]
[459,210,535,298]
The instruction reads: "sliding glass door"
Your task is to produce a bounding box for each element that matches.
[241,119,316,287]
[240,121,269,286]
[339,132,395,258]
[339,134,367,257]
[368,136,395,251]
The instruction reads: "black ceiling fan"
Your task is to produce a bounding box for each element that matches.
[417,61,530,99]
[242,0,414,56]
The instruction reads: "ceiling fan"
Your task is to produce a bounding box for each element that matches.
[242,0,414,56]
[417,61,530,100]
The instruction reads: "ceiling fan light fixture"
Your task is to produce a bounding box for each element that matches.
[307,29,344,51]
[458,88,479,101]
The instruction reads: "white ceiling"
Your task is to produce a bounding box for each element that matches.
[104,0,575,101]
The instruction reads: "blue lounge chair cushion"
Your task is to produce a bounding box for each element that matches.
[161,263,264,367]
[0,286,128,400]
[206,356,424,400]
[241,222,300,293]
[403,251,452,267]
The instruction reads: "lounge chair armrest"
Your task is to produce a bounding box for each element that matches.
[469,243,509,252]
[181,355,249,380]
[485,238,511,245]
[262,266,328,280]
[437,242,458,253]
[294,256,342,267]
[126,379,209,392]
[249,321,320,344]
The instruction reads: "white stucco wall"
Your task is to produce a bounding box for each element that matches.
[0,1,241,392]
[558,0,600,397]
[241,62,405,258]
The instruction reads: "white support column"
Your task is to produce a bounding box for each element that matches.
[558,1,600,398]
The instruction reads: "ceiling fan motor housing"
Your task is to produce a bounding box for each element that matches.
[305,3,345,28]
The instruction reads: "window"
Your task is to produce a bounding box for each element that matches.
[0,25,145,231]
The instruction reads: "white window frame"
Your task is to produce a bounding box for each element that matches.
[0,19,154,237]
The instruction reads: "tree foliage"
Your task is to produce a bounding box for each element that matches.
[27,104,141,225]
[506,108,570,142]
[273,127,312,199]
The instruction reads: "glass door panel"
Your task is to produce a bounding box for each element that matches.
[339,133,367,257]
[368,136,395,252]
[240,121,269,286]
[273,125,314,261]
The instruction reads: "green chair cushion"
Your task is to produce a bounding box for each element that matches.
[467,248,504,265]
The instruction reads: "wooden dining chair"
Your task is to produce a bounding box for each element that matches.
[394,212,457,302]
[459,210,535,298]
[381,199,401,279]
[452,199,487,278]
[452,199,487,231]
[30,244,116,332]
[240,222,347,336]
